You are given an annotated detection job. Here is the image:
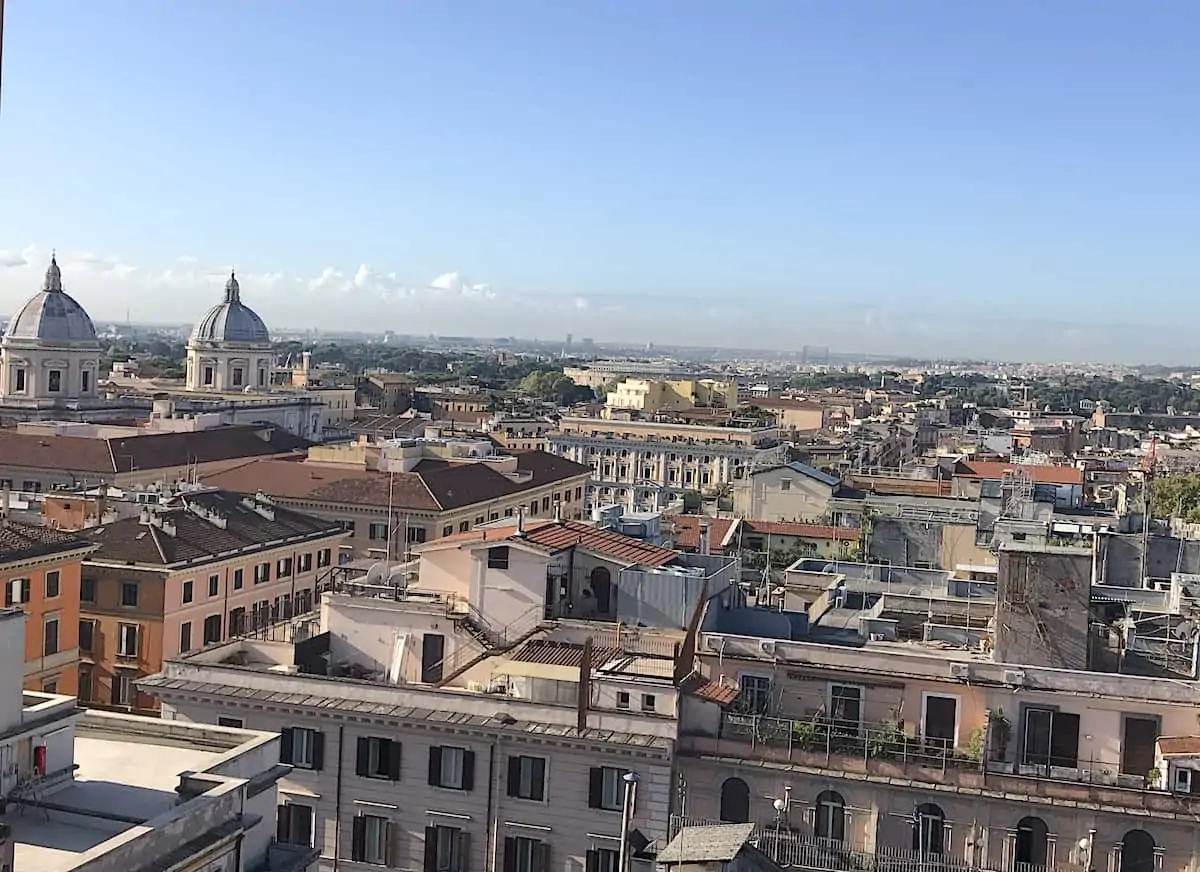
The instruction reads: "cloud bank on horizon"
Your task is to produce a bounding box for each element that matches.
[0,243,1193,365]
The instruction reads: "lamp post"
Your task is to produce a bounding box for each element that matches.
[770,786,793,864]
[1079,829,1096,872]
[618,772,640,872]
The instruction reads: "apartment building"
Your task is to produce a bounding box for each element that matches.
[732,462,842,522]
[0,513,97,695]
[0,607,316,872]
[550,416,786,513]
[606,379,739,414]
[201,449,591,559]
[673,550,1200,872]
[140,515,741,872]
[78,487,346,714]
[485,414,557,452]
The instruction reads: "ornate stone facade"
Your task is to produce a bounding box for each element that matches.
[185,272,273,393]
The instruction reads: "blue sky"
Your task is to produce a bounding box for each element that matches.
[2,1,1199,360]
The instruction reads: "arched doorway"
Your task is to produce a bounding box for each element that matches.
[1121,830,1156,872]
[913,803,945,856]
[590,566,613,614]
[814,790,846,842]
[1015,817,1049,868]
[719,777,750,823]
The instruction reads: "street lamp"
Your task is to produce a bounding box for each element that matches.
[1079,830,1095,872]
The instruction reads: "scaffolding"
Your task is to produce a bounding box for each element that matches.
[1000,467,1034,521]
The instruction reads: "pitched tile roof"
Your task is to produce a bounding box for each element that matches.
[669,516,735,553]
[82,488,345,567]
[0,425,308,477]
[678,671,740,705]
[0,521,96,564]
[744,520,858,541]
[957,460,1084,486]
[200,451,590,513]
[424,519,680,567]
[1156,736,1200,757]
[658,824,756,864]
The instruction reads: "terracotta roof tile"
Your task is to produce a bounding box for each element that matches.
[423,519,679,567]
[957,460,1083,486]
[1157,736,1200,756]
[679,671,740,705]
[669,516,735,552]
[0,521,96,564]
[744,520,858,540]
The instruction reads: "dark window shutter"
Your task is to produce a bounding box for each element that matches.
[586,850,599,872]
[532,758,546,802]
[352,816,367,863]
[20,579,30,604]
[276,805,290,843]
[534,842,551,872]
[356,737,370,777]
[458,831,471,872]
[462,750,476,791]
[3,582,11,607]
[388,741,403,781]
[280,728,295,765]
[428,746,443,786]
[507,756,521,797]
[425,826,439,872]
[312,731,326,770]
[384,821,397,868]
[588,767,604,809]
[503,837,517,872]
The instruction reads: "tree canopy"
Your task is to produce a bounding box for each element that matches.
[1151,475,1200,522]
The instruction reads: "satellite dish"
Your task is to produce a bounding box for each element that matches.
[365,563,385,585]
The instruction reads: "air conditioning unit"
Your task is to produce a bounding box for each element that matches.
[949,662,971,679]
[760,640,777,657]
[1002,669,1027,686]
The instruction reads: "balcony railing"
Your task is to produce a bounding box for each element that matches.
[682,712,1200,816]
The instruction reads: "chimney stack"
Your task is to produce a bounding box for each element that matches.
[515,507,526,537]
[699,520,711,556]
[554,500,564,524]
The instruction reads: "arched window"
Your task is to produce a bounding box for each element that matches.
[1121,830,1156,872]
[913,803,945,856]
[590,566,613,614]
[1015,817,1049,868]
[719,778,750,823]
[814,790,846,843]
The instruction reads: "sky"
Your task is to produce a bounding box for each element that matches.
[2,1,1200,362]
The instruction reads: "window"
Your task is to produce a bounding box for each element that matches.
[719,777,750,823]
[112,671,134,706]
[182,580,194,604]
[117,623,140,657]
[48,369,62,392]
[474,516,485,525]
[459,521,470,533]
[442,525,454,537]
[208,574,220,597]
[488,546,510,570]
[586,848,619,872]
[81,370,91,392]
[203,365,214,386]
[575,487,582,500]
[78,619,95,653]
[641,693,656,713]
[317,548,331,568]
[78,665,93,702]
[121,582,139,607]
[45,570,61,599]
[43,617,59,656]
[356,736,402,781]
[280,727,324,770]
[503,836,549,872]
[616,691,630,710]
[781,478,792,491]
[408,527,427,544]
[253,562,269,585]
[276,803,314,848]
[4,578,30,606]
[229,607,247,636]
[507,755,546,801]
[80,577,95,603]
[179,621,193,653]
[815,790,846,842]
[258,368,266,387]
[829,684,864,734]
[218,716,243,728]
[277,557,293,578]
[428,746,475,790]
[232,367,244,388]
[21,480,40,494]
[738,674,772,715]
[203,614,222,645]
[369,522,389,541]
[588,766,628,811]
[426,825,469,872]
[298,553,313,573]
[233,568,244,590]
[14,368,25,392]
[351,814,394,866]
[1022,708,1081,769]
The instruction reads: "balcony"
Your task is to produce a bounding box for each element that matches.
[681,712,1200,818]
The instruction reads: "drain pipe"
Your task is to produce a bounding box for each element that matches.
[332,724,345,871]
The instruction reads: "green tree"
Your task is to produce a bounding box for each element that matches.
[1151,475,1200,522]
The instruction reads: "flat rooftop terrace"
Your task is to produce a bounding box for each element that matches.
[8,732,222,872]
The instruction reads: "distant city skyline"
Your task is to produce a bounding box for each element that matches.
[3,2,1200,362]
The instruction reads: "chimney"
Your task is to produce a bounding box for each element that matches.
[1,485,8,526]
[699,520,711,556]
[554,500,564,525]
[515,507,526,537]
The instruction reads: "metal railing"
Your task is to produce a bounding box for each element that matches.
[432,601,552,687]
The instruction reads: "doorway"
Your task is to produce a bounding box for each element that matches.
[922,694,959,749]
[1014,816,1049,869]
[1120,830,1156,872]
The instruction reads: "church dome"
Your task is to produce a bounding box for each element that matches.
[3,255,99,344]
[189,272,270,345]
